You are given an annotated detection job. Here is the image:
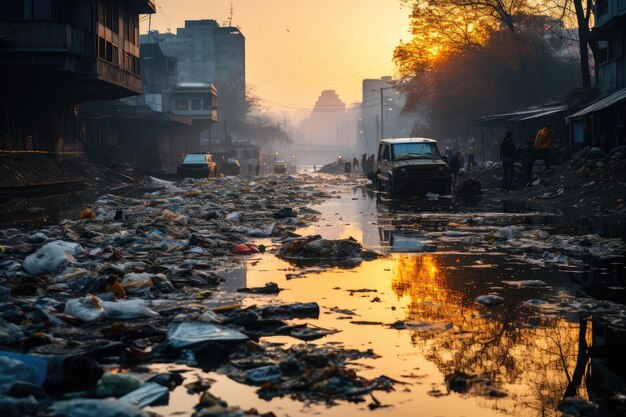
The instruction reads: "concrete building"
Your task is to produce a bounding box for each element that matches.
[83,43,218,174]
[359,76,414,154]
[142,20,245,129]
[295,90,357,165]
[567,0,626,150]
[0,0,155,153]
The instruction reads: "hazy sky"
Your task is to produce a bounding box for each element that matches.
[141,0,411,114]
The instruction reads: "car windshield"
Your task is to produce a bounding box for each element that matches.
[391,143,440,160]
[183,154,205,163]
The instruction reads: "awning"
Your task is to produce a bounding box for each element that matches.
[517,106,566,121]
[567,87,626,119]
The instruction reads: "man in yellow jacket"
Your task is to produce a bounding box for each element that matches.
[535,122,553,169]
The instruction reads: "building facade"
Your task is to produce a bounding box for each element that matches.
[0,0,155,152]
[359,76,414,154]
[567,0,626,150]
[143,20,245,129]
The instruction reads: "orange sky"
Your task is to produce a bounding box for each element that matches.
[141,0,411,115]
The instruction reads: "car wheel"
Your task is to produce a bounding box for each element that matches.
[387,177,396,199]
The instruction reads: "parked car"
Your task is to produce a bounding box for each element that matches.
[177,153,217,179]
[375,138,451,197]
[273,160,287,174]
[224,157,241,176]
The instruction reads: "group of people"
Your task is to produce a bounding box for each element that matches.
[354,154,376,173]
[499,122,553,189]
[444,141,477,181]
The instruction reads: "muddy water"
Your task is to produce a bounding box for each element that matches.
[147,183,625,417]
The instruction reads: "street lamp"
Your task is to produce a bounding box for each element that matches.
[372,86,395,140]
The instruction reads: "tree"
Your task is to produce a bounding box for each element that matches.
[394,0,587,138]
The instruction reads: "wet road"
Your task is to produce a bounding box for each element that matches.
[145,179,626,417]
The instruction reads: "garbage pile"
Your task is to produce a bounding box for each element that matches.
[278,235,379,264]
[0,175,392,415]
[469,146,626,213]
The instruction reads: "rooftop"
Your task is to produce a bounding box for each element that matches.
[380,137,437,144]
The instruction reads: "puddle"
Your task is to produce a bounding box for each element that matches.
[144,184,626,417]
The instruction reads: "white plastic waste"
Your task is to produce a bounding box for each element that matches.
[95,209,115,223]
[50,399,148,417]
[102,299,159,320]
[119,382,169,408]
[22,241,85,276]
[121,273,154,294]
[167,322,248,348]
[226,212,243,222]
[475,294,504,306]
[64,295,105,322]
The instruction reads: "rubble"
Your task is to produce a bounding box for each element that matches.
[467,147,626,213]
[0,174,393,414]
[278,235,378,264]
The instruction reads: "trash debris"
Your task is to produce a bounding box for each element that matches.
[22,241,85,276]
[167,322,249,349]
[475,295,504,306]
[236,282,281,294]
[278,235,377,263]
[119,382,169,408]
[95,372,143,398]
[50,399,148,417]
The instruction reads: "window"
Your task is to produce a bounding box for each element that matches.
[111,0,118,33]
[105,41,112,62]
[176,98,188,111]
[33,0,51,20]
[2,0,25,19]
[573,122,585,144]
[98,36,106,59]
[598,40,609,64]
[391,143,440,159]
[381,145,390,161]
[191,98,202,110]
[183,154,206,163]
[596,0,608,16]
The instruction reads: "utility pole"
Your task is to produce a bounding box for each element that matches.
[380,88,384,140]
[375,115,379,143]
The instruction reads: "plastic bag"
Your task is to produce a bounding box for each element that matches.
[232,244,259,255]
[121,273,153,294]
[23,241,85,276]
[102,299,159,320]
[226,212,243,222]
[64,294,105,322]
[50,399,148,417]
[0,352,48,387]
[119,382,169,408]
[167,322,248,348]
[95,373,142,398]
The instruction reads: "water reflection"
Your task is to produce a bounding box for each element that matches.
[390,253,599,417]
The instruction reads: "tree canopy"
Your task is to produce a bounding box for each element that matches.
[394,0,586,138]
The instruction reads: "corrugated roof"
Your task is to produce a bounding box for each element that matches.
[567,87,626,119]
[477,105,565,124]
[517,106,566,121]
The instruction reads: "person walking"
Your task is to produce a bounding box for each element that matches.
[466,140,476,170]
[367,154,375,172]
[534,122,553,170]
[519,140,536,187]
[449,150,461,181]
[500,131,517,189]
[361,154,367,172]
[353,157,359,172]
